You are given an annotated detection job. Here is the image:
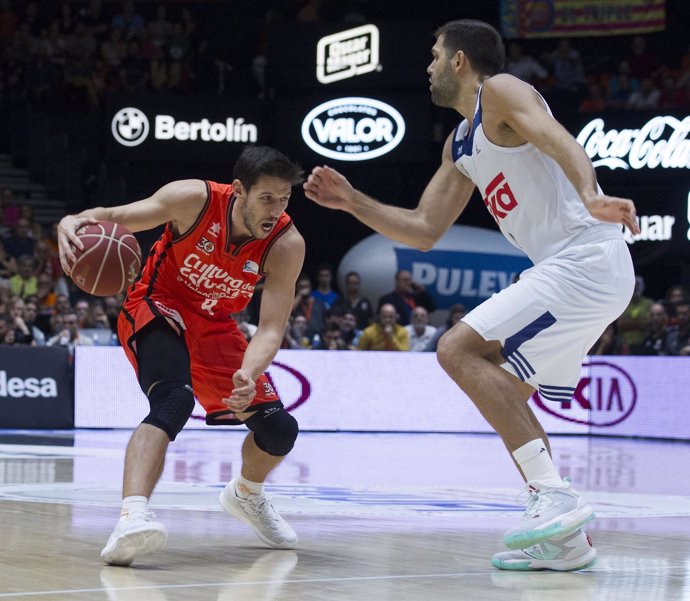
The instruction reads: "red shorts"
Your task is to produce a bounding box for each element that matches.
[117,296,280,424]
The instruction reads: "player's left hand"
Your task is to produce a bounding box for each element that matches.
[584,195,640,235]
[223,369,256,412]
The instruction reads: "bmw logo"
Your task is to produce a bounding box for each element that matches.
[111,107,150,147]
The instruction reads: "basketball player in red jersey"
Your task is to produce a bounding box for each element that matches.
[57,146,305,565]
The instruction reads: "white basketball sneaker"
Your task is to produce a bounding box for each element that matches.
[100,510,167,566]
[504,479,595,550]
[219,479,298,549]
[492,530,597,571]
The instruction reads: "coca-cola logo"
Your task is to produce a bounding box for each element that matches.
[533,361,636,427]
[576,116,690,171]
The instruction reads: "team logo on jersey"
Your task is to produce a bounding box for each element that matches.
[263,382,276,396]
[208,222,221,237]
[242,260,259,275]
[483,172,518,223]
[178,253,255,301]
[196,236,215,254]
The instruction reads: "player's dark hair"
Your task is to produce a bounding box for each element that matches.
[233,146,304,191]
[434,19,505,76]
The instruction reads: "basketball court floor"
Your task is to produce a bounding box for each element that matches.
[0,429,688,600]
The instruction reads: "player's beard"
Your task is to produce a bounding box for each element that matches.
[430,62,459,108]
[240,201,273,239]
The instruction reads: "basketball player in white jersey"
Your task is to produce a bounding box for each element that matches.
[304,19,640,572]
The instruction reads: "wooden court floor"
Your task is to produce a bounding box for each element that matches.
[0,430,689,601]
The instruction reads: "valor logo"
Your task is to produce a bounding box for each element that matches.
[111,107,150,147]
[316,24,380,84]
[301,97,406,161]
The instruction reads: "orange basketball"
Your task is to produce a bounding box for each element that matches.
[70,222,142,296]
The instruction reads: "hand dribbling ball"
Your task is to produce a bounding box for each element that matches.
[70,222,142,296]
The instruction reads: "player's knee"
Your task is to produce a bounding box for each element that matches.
[245,406,298,457]
[436,330,458,374]
[143,380,195,441]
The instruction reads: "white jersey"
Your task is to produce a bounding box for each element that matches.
[453,84,622,265]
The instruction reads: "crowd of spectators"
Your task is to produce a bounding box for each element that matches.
[1,200,688,358]
[0,1,688,114]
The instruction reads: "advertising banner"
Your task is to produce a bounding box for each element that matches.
[104,95,265,163]
[0,346,73,429]
[74,347,690,441]
[500,0,666,38]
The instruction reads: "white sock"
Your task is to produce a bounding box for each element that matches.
[512,439,564,488]
[235,474,264,499]
[121,495,148,518]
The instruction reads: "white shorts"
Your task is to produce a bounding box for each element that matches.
[462,238,634,400]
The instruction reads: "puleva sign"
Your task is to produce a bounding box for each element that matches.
[338,225,532,315]
[301,97,405,161]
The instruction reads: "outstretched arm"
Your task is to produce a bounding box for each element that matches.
[303,134,476,251]
[57,179,207,273]
[482,74,640,235]
[224,226,306,413]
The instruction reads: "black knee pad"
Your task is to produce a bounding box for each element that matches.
[143,380,195,441]
[244,405,299,457]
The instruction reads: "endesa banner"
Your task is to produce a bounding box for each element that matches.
[75,348,690,441]
[105,94,264,163]
[0,346,73,429]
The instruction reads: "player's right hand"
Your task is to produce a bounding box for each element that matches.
[57,215,98,275]
[303,166,356,212]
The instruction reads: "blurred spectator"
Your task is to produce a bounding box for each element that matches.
[378,269,435,326]
[633,302,669,355]
[8,295,33,344]
[333,270,372,331]
[542,39,585,110]
[103,295,121,331]
[47,309,93,348]
[1,188,20,227]
[111,0,145,41]
[665,301,690,356]
[148,4,171,49]
[282,314,312,349]
[0,313,15,344]
[9,254,37,298]
[405,306,437,352]
[605,62,638,110]
[232,308,257,341]
[23,299,45,345]
[292,272,325,338]
[35,273,57,312]
[19,204,42,239]
[4,218,36,258]
[0,237,17,280]
[311,263,340,309]
[89,300,112,330]
[119,39,149,92]
[75,298,91,327]
[101,26,127,68]
[0,207,9,239]
[579,82,606,113]
[339,309,361,349]
[315,323,347,350]
[358,303,409,351]
[77,0,108,40]
[658,74,686,109]
[57,0,76,35]
[618,275,653,350]
[504,42,548,85]
[20,1,43,37]
[425,303,466,352]
[627,36,662,82]
[660,284,689,322]
[627,78,660,110]
[589,321,627,355]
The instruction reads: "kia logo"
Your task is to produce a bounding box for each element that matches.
[112,107,150,147]
[301,97,406,161]
[533,361,637,427]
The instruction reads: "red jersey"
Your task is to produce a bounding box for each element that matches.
[124,180,293,320]
[118,180,292,422]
